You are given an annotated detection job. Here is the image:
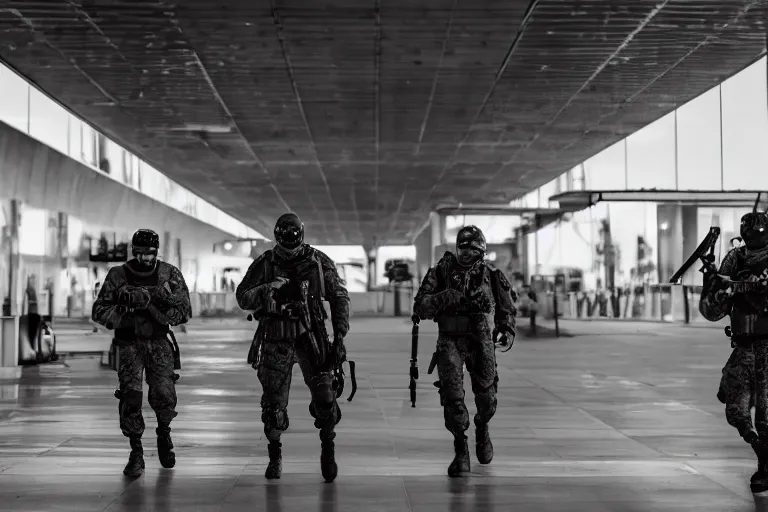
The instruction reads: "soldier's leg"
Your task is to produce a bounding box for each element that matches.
[257,341,296,479]
[145,337,179,469]
[719,346,756,442]
[297,342,341,483]
[435,334,470,477]
[467,338,498,465]
[751,340,768,493]
[116,343,146,477]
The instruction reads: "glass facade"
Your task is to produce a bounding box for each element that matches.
[517,56,768,288]
[0,63,262,241]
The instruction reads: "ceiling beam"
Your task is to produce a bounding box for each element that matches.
[418,0,542,211]
[475,0,670,199]
[269,4,347,243]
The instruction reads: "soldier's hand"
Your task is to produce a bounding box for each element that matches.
[434,289,463,311]
[270,277,289,290]
[493,326,515,351]
[120,285,151,310]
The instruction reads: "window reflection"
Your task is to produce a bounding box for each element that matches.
[721,57,768,189]
[68,116,82,161]
[677,87,722,190]
[626,112,676,189]
[28,88,69,155]
[81,124,98,167]
[583,140,626,189]
[0,66,29,133]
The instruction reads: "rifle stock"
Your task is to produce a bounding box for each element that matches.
[669,226,720,284]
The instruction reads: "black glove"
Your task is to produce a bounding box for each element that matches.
[493,325,515,350]
[465,289,493,314]
[119,285,151,310]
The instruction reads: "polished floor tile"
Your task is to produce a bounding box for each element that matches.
[0,317,760,511]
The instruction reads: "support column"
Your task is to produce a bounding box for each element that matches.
[657,204,698,321]
[1,199,21,375]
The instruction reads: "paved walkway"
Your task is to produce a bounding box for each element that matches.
[0,317,764,511]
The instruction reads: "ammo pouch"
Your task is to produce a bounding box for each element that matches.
[263,318,306,341]
[436,315,473,335]
[107,333,181,373]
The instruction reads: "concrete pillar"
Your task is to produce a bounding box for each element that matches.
[657,204,698,322]
[1,199,21,375]
[362,243,378,291]
[413,226,431,285]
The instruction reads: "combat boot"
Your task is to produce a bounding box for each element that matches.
[156,425,176,469]
[448,433,470,477]
[475,419,493,464]
[123,436,145,477]
[265,441,282,479]
[320,436,338,483]
[751,438,768,494]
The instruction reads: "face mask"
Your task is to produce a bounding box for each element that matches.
[457,247,481,266]
[134,251,157,271]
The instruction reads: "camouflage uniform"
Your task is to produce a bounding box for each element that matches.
[414,226,516,477]
[237,242,350,482]
[699,211,768,493]
[92,257,191,476]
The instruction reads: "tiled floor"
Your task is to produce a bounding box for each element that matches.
[0,317,765,511]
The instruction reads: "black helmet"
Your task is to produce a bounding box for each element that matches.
[456,225,487,253]
[131,229,160,252]
[274,213,304,250]
[740,212,768,250]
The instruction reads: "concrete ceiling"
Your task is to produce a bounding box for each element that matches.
[0,0,765,245]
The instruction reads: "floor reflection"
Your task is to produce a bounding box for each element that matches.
[266,482,282,512]
[155,469,174,512]
[320,483,337,512]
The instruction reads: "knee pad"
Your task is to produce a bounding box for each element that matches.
[119,389,142,416]
[309,400,341,428]
[261,402,289,432]
[444,399,470,432]
[310,374,335,404]
[475,387,497,422]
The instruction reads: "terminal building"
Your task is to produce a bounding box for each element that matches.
[0,2,766,510]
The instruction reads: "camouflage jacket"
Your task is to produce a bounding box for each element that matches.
[414,251,517,334]
[236,245,350,338]
[700,245,768,327]
[92,260,192,340]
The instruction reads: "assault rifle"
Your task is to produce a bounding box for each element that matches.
[669,226,720,284]
[409,314,419,407]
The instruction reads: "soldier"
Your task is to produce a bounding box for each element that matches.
[700,211,768,494]
[413,225,516,477]
[236,213,350,482]
[92,229,191,478]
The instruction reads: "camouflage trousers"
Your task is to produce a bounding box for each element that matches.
[435,333,498,435]
[257,335,341,443]
[716,340,768,442]
[117,338,178,437]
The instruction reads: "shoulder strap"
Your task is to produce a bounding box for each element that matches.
[120,263,134,285]
[158,262,172,282]
[311,249,326,298]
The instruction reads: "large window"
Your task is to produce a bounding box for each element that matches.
[28,87,69,155]
[676,86,723,190]
[626,112,676,190]
[583,140,626,189]
[68,116,82,161]
[721,57,768,189]
[0,67,29,133]
[82,124,98,167]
